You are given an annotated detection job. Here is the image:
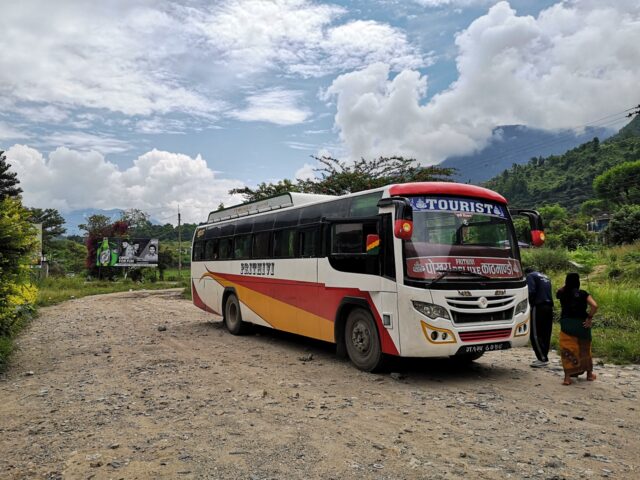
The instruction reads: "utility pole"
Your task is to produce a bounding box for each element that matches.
[178,206,182,276]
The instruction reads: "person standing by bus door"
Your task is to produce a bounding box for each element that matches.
[525,266,553,367]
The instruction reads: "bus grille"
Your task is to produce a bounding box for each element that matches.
[452,308,514,324]
[459,328,512,343]
[446,295,515,310]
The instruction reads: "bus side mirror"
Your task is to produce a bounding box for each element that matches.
[378,197,413,240]
[366,234,380,255]
[510,209,545,247]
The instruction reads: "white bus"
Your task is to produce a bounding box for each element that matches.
[191,182,545,371]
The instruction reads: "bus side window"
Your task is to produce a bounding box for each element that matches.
[234,234,252,259]
[274,229,296,258]
[204,239,217,260]
[193,240,204,261]
[332,223,364,254]
[299,227,319,257]
[252,232,271,259]
[218,238,233,260]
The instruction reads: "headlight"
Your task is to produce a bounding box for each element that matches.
[412,301,451,320]
[514,298,528,316]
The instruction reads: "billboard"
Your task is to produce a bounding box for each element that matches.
[97,238,159,267]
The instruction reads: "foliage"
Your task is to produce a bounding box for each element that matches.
[0,196,38,370]
[231,155,455,202]
[0,150,22,200]
[47,238,87,275]
[567,247,598,274]
[607,205,640,245]
[27,207,67,251]
[121,208,152,232]
[520,247,571,272]
[484,116,640,211]
[593,159,640,205]
[534,204,593,250]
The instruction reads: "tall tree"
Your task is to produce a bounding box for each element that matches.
[0,150,22,200]
[231,156,455,202]
[27,208,67,250]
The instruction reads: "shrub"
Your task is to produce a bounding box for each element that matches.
[521,247,571,272]
[608,205,640,245]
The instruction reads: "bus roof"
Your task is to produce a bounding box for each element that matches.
[207,192,335,224]
[389,182,507,204]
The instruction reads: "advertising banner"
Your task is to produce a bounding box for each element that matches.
[406,256,522,280]
[97,238,159,267]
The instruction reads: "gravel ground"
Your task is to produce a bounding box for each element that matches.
[1,289,638,480]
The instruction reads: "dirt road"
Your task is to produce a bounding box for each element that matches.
[1,289,638,479]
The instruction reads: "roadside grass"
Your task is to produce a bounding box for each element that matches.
[37,275,189,307]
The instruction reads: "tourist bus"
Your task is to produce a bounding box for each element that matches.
[191,182,545,371]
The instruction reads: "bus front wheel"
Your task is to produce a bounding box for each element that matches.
[345,308,384,372]
[224,294,249,335]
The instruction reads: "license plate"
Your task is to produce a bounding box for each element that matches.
[456,342,511,355]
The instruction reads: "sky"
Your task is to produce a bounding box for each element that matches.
[1,0,639,224]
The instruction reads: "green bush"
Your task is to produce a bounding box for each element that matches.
[608,205,640,245]
[521,247,571,272]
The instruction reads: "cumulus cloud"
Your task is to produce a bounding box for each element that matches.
[295,163,317,181]
[325,1,640,164]
[0,0,423,130]
[230,89,310,125]
[5,145,245,223]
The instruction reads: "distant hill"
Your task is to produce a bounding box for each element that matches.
[483,116,640,211]
[440,125,614,183]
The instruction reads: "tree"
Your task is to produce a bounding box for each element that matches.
[0,197,37,336]
[121,208,152,235]
[593,160,640,206]
[607,205,640,245]
[231,156,455,202]
[0,150,22,200]
[27,208,67,250]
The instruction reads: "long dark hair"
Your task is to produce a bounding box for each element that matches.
[564,272,580,293]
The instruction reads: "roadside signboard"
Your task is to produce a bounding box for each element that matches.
[97,238,159,267]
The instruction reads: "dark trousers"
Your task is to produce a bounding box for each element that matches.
[531,303,553,362]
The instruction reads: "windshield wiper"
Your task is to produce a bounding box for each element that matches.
[430,268,491,286]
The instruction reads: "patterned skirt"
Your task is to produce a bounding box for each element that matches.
[559,331,593,376]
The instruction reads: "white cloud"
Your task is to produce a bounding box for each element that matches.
[230,89,310,125]
[295,163,317,181]
[0,122,28,140]
[179,0,425,78]
[0,0,424,128]
[42,132,132,155]
[413,0,494,7]
[5,145,245,224]
[324,1,640,164]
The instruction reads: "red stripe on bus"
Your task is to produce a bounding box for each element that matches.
[211,272,399,355]
[389,182,507,204]
[192,279,221,315]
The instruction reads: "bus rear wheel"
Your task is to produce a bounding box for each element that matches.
[224,294,249,335]
[345,308,384,372]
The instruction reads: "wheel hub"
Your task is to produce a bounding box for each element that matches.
[351,322,371,354]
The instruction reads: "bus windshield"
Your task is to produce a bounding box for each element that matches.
[403,196,522,281]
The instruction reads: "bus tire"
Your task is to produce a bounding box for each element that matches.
[345,308,384,372]
[224,294,249,335]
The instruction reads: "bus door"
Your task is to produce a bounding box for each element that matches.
[324,215,399,343]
